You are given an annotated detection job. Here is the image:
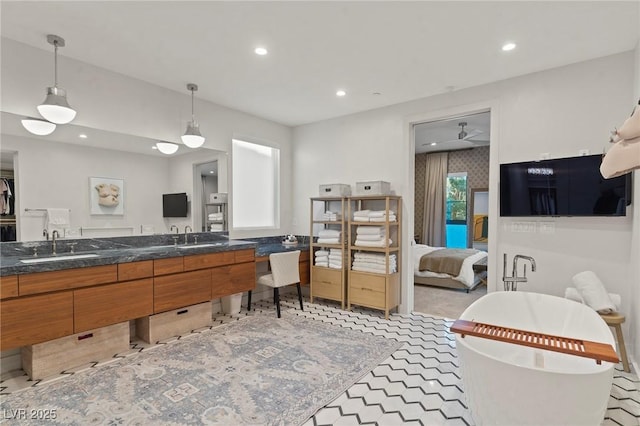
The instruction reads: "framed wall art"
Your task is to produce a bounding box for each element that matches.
[89,177,124,215]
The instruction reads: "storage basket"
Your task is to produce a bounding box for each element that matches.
[355,181,391,196]
[209,193,228,203]
[319,184,351,197]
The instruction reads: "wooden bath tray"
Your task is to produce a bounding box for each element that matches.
[451,319,619,365]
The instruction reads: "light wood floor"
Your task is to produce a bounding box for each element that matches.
[413,283,487,320]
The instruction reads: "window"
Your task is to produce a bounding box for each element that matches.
[232,139,280,229]
[446,172,467,248]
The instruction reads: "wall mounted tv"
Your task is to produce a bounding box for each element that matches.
[162,192,188,217]
[500,154,632,217]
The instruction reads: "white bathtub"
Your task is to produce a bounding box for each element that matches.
[455,291,615,425]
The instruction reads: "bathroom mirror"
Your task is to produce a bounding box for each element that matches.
[0,112,229,242]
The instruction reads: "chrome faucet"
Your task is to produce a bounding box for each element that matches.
[42,229,49,240]
[170,225,179,234]
[503,253,536,291]
[51,230,60,255]
[184,225,192,244]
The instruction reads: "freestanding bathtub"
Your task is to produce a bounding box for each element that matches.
[455,291,616,425]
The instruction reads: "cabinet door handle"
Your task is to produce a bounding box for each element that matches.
[177,309,189,315]
[78,333,94,341]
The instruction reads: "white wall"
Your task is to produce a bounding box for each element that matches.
[1,38,293,239]
[292,52,636,357]
[2,134,172,241]
[629,40,640,369]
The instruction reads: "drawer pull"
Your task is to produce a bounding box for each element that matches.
[177,309,189,315]
[78,333,94,341]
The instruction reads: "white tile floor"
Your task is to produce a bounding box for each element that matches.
[1,296,639,425]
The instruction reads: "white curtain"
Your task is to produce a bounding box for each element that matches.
[422,152,448,246]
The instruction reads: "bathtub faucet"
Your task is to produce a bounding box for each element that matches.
[503,253,537,291]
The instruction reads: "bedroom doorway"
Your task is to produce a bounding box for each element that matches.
[412,109,492,318]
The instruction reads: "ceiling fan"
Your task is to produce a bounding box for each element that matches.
[420,120,489,150]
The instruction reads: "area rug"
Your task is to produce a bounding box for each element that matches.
[0,312,402,425]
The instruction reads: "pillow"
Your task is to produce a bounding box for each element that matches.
[572,271,615,314]
[617,105,640,140]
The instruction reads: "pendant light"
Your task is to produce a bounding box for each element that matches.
[37,35,76,125]
[156,141,179,155]
[181,83,205,148]
[21,117,56,136]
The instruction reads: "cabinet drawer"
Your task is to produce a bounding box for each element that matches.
[234,249,255,263]
[184,251,235,271]
[154,257,184,276]
[118,260,153,281]
[0,275,18,299]
[211,262,256,299]
[74,278,153,333]
[349,286,385,309]
[19,265,118,296]
[154,270,212,313]
[349,271,386,293]
[1,291,74,351]
[313,267,342,286]
[312,280,342,300]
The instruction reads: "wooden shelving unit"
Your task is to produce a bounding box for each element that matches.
[347,195,402,319]
[205,202,227,232]
[309,197,350,309]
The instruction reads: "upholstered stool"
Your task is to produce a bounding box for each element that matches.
[600,312,630,372]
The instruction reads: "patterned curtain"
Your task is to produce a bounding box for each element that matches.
[422,152,448,246]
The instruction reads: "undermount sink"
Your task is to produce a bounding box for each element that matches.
[20,253,99,264]
[176,243,224,249]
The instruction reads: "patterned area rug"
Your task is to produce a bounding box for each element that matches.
[0,312,402,425]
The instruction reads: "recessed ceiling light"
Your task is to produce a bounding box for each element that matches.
[254,47,268,55]
[336,90,346,97]
[152,146,158,150]
[372,92,381,96]
[502,42,516,52]
[209,171,215,174]
[79,134,87,139]
[430,142,437,146]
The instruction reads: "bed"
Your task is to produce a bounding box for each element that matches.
[413,244,488,291]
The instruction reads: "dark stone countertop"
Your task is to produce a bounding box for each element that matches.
[0,234,310,276]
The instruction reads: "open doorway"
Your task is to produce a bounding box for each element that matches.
[412,110,491,318]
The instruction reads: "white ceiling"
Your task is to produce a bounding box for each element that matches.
[415,111,490,154]
[1,1,638,130]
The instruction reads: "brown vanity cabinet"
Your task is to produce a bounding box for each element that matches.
[153,269,212,313]
[0,275,18,299]
[1,291,74,350]
[74,278,154,333]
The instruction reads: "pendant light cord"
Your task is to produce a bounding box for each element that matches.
[191,88,195,122]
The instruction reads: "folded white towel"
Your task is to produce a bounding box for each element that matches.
[354,238,392,247]
[353,210,371,217]
[315,250,330,256]
[356,234,387,241]
[46,208,70,226]
[315,260,329,267]
[356,226,385,235]
[368,210,386,218]
[329,261,342,269]
[352,217,370,222]
[572,271,616,314]
[317,238,341,244]
[564,287,621,312]
[318,229,341,238]
[370,215,396,222]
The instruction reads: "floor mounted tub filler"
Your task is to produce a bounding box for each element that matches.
[453,291,617,425]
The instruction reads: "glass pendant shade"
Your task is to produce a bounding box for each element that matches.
[21,117,56,136]
[156,142,179,155]
[37,86,76,124]
[181,121,205,148]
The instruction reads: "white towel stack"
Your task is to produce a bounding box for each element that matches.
[322,211,341,221]
[210,224,224,232]
[208,212,224,221]
[352,253,397,273]
[328,248,343,269]
[354,226,391,247]
[315,249,330,267]
[317,229,341,244]
[353,210,371,222]
[352,210,396,222]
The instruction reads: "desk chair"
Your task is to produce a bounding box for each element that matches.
[249,250,303,318]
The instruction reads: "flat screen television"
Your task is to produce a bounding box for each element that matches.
[500,154,632,217]
[162,193,188,217]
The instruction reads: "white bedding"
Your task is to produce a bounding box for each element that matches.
[413,244,487,288]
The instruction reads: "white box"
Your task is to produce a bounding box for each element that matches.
[209,193,228,203]
[355,181,391,196]
[135,302,212,344]
[319,184,351,197]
